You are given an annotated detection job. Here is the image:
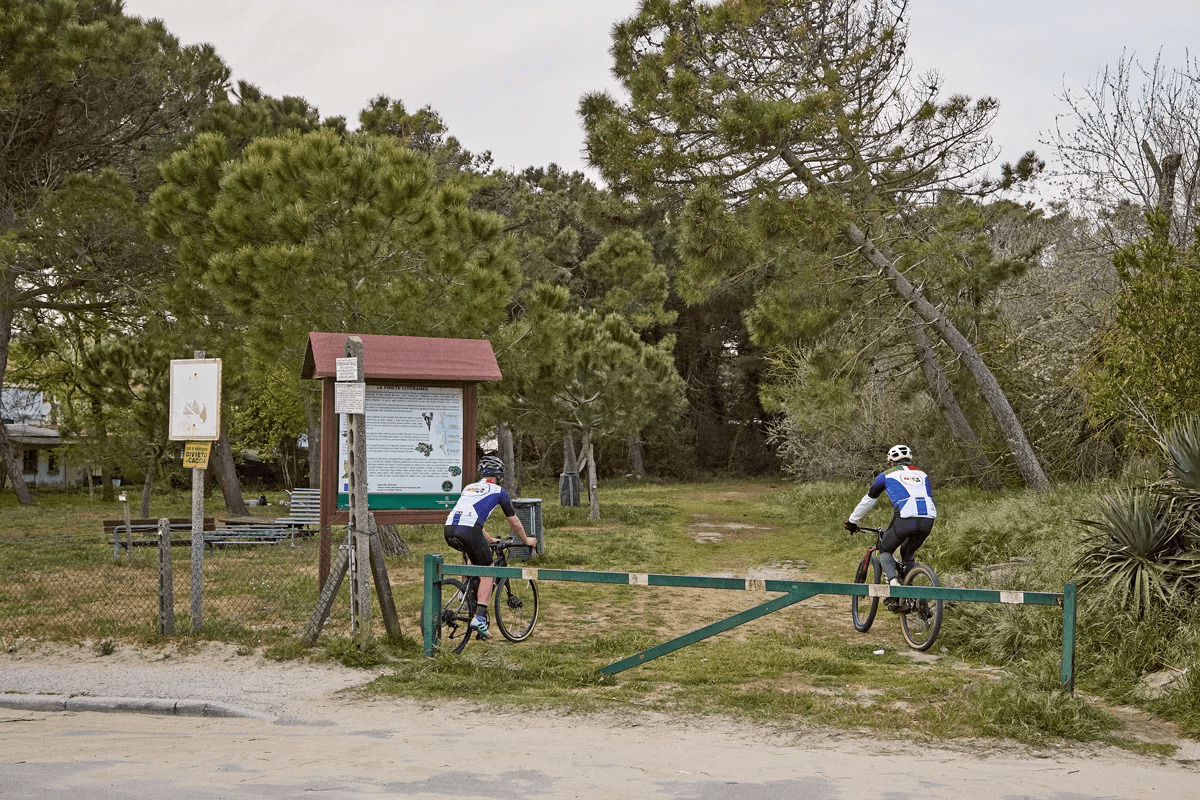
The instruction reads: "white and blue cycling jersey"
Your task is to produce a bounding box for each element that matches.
[848,464,937,523]
[444,479,516,529]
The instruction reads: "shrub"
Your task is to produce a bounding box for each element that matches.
[1074,490,1200,618]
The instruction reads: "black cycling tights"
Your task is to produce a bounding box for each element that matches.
[878,516,934,582]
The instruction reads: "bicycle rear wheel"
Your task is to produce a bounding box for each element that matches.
[428,577,473,654]
[899,564,943,651]
[493,577,539,642]
[851,553,880,633]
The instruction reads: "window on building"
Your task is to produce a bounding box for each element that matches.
[22,449,37,474]
[47,452,58,473]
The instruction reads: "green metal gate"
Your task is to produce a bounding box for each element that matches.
[422,554,1078,690]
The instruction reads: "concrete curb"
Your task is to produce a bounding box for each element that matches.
[0,693,273,721]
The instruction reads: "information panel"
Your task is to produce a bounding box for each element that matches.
[337,385,464,510]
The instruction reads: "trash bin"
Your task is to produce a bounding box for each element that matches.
[558,472,581,507]
[510,498,544,561]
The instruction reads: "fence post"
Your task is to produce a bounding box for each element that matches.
[423,553,443,657]
[158,518,174,635]
[1060,581,1077,693]
[121,492,132,557]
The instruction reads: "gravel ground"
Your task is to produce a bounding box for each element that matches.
[0,640,382,720]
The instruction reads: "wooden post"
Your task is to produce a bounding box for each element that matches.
[121,491,132,557]
[190,349,205,633]
[345,337,372,642]
[157,518,174,635]
[302,547,349,646]
[368,521,402,639]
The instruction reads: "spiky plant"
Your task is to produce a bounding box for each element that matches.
[1156,415,1200,537]
[1074,489,1200,618]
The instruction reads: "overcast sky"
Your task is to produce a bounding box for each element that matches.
[124,1,1198,184]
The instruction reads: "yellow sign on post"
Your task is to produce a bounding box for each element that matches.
[182,441,212,470]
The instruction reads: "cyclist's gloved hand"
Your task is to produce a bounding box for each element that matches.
[843,521,859,533]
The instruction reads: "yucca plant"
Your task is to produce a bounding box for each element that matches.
[1074,489,1200,618]
[1156,415,1200,536]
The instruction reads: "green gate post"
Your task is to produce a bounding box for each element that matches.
[1060,581,1077,693]
[423,553,443,657]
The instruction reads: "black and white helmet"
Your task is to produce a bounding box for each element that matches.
[887,444,913,464]
[477,454,505,478]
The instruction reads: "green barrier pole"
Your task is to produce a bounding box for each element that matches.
[423,553,443,658]
[601,588,816,675]
[1061,581,1077,692]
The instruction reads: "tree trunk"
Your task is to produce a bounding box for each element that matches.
[781,147,1050,491]
[212,421,250,516]
[497,422,516,495]
[0,292,34,505]
[907,317,1000,489]
[856,226,1050,490]
[140,450,156,519]
[582,429,600,520]
[1142,140,1183,227]
[306,398,321,490]
[563,431,579,473]
[100,463,115,502]
[626,435,646,480]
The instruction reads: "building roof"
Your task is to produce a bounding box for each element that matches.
[5,423,64,446]
[301,333,503,383]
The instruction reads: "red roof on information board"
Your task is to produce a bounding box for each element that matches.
[301,333,502,382]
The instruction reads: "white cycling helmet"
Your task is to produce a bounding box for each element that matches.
[887,444,912,464]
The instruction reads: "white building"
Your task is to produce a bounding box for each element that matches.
[2,387,79,489]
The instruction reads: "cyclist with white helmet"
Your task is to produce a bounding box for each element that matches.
[843,445,937,589]
[443,454,537,640]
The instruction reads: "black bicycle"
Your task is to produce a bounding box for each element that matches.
[850,525,944,651]
[431,537,540,654]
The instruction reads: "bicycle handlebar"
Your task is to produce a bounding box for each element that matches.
[853,525,885,534]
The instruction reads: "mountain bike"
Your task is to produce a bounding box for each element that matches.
[849,525,943,651]
[430,537,540,654]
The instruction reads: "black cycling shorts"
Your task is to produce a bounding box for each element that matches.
[880,515,935,563]
[444,524,491,566]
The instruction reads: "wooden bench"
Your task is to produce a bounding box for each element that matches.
[204,524,296,550]
[275,488,320,529]
[104,518,216,554]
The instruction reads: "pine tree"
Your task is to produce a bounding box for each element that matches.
[0,0,226,502]
[581,0,1050,489]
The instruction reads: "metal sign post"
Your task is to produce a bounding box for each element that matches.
[169,351,221,634]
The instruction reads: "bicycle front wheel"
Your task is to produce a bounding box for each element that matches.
[851,553,880,633]
[899,564,943,651]
[493,577,539,642]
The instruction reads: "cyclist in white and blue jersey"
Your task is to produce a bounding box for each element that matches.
[443,454,536,640]
[843,445,937,588]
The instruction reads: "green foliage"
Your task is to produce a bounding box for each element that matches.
[1087,212,1200,429]
[1074,417,1200,618]
[969,675,1120,744]
[585,0,1044,490]
[579,230,675,330]
[150,127,520,370]
[1075,490,1200,617]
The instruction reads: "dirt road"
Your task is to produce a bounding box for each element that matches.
[1,642,1196,799]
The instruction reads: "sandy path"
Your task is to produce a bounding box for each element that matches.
[1,642,1197,799]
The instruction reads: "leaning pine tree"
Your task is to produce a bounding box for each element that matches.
[581,0,1050,490]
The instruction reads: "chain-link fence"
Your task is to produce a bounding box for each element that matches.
[0,532,378,645]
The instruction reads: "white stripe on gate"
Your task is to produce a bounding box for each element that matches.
[868,584,891,598]
[745,579,766,592]
[1000,590,1025,604]
[521,568,538,581]
[629,573,649,586]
